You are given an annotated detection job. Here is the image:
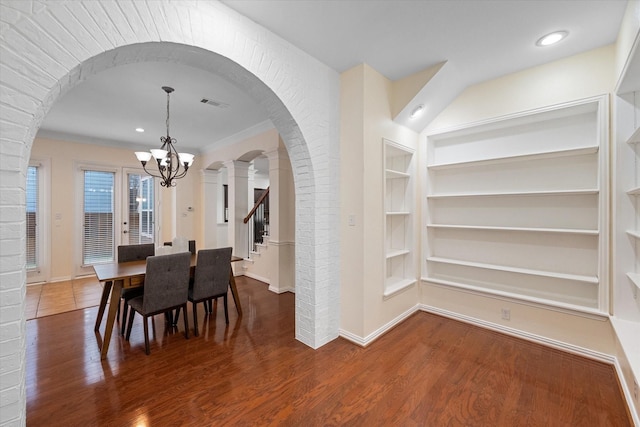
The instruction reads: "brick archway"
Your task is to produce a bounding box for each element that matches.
[0,2,339,424]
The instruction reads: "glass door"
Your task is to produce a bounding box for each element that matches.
[123,172,158,246]
[81,169,116,268]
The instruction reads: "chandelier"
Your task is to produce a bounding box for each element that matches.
[135,86,194,187]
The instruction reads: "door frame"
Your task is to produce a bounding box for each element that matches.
[121,167,161,249]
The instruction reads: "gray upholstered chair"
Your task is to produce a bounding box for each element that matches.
[124,252,191,355]
[117,243,155,335]
[189,247,232,336]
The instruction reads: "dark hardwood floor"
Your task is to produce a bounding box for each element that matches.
[27,276,632,426]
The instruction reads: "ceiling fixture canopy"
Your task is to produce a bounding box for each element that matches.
[536,31,568,47]
[135,86,194,187]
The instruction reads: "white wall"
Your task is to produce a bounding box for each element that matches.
[340,64,419,343]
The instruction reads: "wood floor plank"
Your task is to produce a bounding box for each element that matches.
[26,276,632,426]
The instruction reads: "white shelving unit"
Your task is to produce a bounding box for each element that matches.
[612,39,640,417]
[424,96,608,312]
[384,139,416,297]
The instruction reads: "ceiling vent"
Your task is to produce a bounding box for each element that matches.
[200,98,230,108]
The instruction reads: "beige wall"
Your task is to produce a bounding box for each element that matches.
[614,0,640,89]
[30,137,198,281]
[428,44,616,131]
[340,64,419,341]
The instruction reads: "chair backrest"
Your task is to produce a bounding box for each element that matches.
[192,247,232,301]
[142,252,191,313]
[118,244,155,263]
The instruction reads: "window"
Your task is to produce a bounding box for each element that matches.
[26,166,38,270]
[223,184,229,222]
[127,173,154,244]
[140,176,154,240]
[83,170,115,265]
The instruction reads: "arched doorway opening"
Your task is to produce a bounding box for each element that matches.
[1,4,339,422]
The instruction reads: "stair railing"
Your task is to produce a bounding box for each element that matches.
[243,187,269,255]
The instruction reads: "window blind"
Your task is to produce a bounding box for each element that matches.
[83,170,115,265]
[126,174,154,245]
[26,166,38,270]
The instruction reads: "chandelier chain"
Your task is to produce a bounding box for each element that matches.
[166,90,170,137]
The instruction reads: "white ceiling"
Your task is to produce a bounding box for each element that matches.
[37,0,627,154]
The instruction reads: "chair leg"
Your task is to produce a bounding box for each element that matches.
[120,303,129,336]
[192,302,199,337]
[143,316,150,355]
[172,307,181,326]
[183,304,189,339]
[125,308,135,341]
[223,294,229,324]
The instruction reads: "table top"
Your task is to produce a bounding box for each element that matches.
[93,254,242,282]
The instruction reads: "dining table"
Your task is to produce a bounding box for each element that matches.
[93,253,243,360]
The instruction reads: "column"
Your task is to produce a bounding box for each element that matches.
[200,169,219,249]
[224,160,250,259]
[265,147,295,293]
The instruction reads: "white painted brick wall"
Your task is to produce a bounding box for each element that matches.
[0,1,340,424]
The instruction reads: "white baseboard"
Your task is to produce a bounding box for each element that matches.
[268,285,294,294]
[339,304,420,347]
[419,304,614,363]
[613,358,640,427]
[243,271,270,285]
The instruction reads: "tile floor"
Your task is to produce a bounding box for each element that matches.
[26,277,104,320]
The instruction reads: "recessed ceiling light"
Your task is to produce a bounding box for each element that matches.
[536,31,568,47]
[135,128,144,133]
[410,104,424,119]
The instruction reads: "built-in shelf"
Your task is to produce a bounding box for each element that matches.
[627,272,640,292]
[627,186,640,196]
[383,278,417,298]
[426,189,599,199]
[384,139,415,297]
[425,96,606,312]
[386,249,410,259]
[427,256,599,284]
[427,224,598,235]
[385,169,410,179]
[627,126,640,144]
[427,146,598,170]
[610,317,640,388]
[423,276,604,316]
[627,230,640,240]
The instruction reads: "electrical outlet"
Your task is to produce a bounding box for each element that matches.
[501,308,511,320]
[634,378,638,402]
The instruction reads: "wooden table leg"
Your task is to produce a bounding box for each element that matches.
[229,270,242,316]
[94,280,112,331]
[100,279,123,360]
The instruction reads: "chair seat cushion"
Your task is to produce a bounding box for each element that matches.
[188,287,226,302]
[122,287,143,300]
[128,295,144,314]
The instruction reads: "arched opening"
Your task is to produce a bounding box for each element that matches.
[1,4,339,423]
[28,41,314,334]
